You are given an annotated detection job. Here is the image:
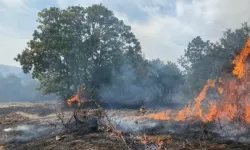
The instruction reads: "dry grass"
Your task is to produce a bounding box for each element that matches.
[1,102,250,150]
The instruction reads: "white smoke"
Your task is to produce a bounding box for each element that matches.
[3,124,59,142]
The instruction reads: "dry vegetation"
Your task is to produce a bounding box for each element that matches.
[0,102,250,150]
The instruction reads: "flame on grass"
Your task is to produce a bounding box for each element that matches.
[145,38,250,123]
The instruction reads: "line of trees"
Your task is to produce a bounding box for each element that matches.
[0,73,54,101]
[14,4,250,105]
[179,23,250,99]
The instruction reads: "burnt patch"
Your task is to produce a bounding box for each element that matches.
[0,106,55,117]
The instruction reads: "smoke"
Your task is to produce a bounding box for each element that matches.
[98,61,184,108]
[107,108,250,144]
[98,64,146,107]
[2,124,58,143]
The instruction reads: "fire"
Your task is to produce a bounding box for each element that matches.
[192,79,215,119]
[217,87,223,94]
[245,104,250,123]
[145,80,215,122]
[219,103,237,121]
[203,101,217,122]
[144,38,250,123]
[175,104,190,121]
[65,39,250,124]
[146,109,171,121]
[232,39,250,78]
[67,94,81,105]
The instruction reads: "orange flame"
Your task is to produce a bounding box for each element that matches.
[232,39,250,79]
[146,109,171,121]
[66,39,250,124]
[203,101,217,122]
[217,87,223,94]
[144,38,250,123]
[175,104,190,121]
[145,80,215,122]
[192,79,215,119]
[67,94,81,104]
[226,103,237,120]
[245,104,250,123]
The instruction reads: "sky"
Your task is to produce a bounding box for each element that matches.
[0,0,250,67]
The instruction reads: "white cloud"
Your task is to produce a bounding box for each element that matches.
[175,0,250,41]
[0,0,25,7]
[57,0,102,8]
[125,0,250,62]
[56,0,70,8]
[127,15,196,62]
[0,0,250,66]
[0,0,34,12]
[0,24,30,66]
[0,35,29,66]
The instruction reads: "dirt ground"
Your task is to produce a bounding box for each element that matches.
[1,102,250,150]
[0,102,141,150]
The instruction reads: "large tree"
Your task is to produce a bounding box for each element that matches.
[15,4,142,100]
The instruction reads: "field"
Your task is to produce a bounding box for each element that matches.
[0,102,142,150]
[0,102,250,150]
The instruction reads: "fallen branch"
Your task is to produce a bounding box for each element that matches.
[91,99,131,150]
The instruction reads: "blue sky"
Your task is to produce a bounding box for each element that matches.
[0,0,249,66]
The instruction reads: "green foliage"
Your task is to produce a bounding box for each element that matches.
[15,4,184,104]
[145,59,184,103]
[98,59,184,105]
[15,4,142,100]
[179,22,250,97]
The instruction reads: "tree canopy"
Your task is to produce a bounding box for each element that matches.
[179,22,250,97]
[15,4,184,105]
[15,4,250,105]
[15,4,143,100]
[99,59,184,105]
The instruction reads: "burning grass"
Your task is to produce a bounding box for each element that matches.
[141,39,250,125]
[2,104,250,150]
[4,39,250,149]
